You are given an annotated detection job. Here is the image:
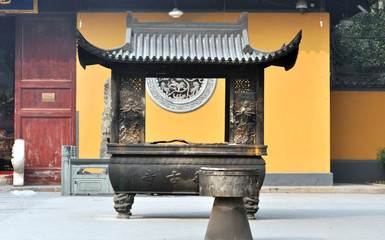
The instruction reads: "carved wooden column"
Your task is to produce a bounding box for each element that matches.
[255,67,264,146]
[112,68,145,218]
[228,69,266,219]
[118,71,145,144]
[229,68,264,146]
[110,66,129,218]
[230,77,257,145]
[243,67,266,219]
[110,66,120,144]
[226,77,234,143]
[227,75,260,219]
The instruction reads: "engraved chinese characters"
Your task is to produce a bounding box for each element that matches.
[146,78,217,113]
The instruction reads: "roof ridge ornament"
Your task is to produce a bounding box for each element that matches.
[125,11,137,45]
[126,11,138,26]
[235,12,248,29]
[122,43,133,53]
[242,45,254,54]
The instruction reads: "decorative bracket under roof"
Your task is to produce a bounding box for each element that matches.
[77,12,301,70]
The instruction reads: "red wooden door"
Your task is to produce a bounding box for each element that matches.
[15,14,76,185]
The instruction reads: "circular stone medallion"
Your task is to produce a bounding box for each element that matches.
[146,78,217,113]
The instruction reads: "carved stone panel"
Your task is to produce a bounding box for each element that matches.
[232,79,257,145]
[119,75,145,144]
[146,77,217,113]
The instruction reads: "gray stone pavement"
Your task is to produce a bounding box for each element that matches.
[2,183,385,194]
[1,191,385,240]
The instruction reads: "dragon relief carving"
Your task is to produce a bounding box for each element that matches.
[158,78,204,100]
[119,89,144,144]
[146,77,217,113]
[234,95,257,145]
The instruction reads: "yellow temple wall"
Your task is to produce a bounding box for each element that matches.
[76,12,330,174]
[331,91,385,160]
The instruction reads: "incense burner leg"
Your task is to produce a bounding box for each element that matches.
[113,193,136,219]
[243,194,259,220]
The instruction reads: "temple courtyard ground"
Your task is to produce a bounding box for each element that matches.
[1,188,385,240]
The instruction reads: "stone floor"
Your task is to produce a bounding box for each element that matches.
[1,191,385,240]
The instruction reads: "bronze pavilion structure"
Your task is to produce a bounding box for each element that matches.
[77,12,301,219]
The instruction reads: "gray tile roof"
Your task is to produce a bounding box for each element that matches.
[77,12,301,69]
